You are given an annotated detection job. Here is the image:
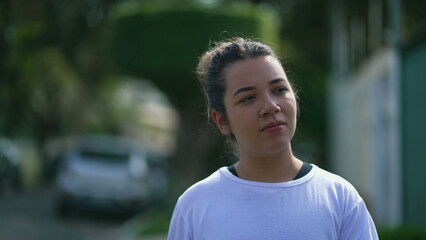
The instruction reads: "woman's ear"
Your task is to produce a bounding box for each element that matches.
[211,109,232,135]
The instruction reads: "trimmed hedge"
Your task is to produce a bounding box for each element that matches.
[108,2,280,107]
[379,227,426,240]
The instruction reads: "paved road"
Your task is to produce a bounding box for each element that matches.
[0,186,129,240]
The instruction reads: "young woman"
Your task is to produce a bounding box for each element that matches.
[167,38,378,240]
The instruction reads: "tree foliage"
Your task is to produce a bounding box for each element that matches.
[0,0,122,140]
[108,1,281,108]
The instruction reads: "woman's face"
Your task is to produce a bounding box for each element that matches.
[212,56,297,158]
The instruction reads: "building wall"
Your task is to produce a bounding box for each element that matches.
[329,47,402,227]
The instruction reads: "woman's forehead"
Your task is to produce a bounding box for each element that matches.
[224,56,287,88]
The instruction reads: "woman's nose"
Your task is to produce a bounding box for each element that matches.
[259,96,281,117]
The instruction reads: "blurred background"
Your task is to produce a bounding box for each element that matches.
[1,0,425,239]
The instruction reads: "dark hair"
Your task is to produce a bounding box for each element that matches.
[196,37,278,121]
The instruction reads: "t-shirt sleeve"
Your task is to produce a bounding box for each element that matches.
[167,204,192,240]
[339,200,379,240]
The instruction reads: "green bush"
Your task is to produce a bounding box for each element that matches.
[379,227,426,240]
[127,204,173,237]
[108,1,280,107]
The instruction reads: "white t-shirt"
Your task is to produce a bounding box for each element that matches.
[167,165,378,240]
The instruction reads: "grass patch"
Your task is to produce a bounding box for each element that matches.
[379,226,426,240]
[130,204,173,237]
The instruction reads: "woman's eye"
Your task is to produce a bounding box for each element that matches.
[240,95,255,103]
[274,87,288,94]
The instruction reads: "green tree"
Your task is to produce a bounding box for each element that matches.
[0,0,127,180]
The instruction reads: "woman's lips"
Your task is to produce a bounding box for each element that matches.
[260,122,285,133]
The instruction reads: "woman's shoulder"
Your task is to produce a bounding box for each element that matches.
[175,167,229,206]
[312,165,363,201]
[312,165,349,183]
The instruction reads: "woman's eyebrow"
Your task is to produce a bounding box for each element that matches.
[269,78,285,85]
[232,78,286,98]
[233,86,255,97]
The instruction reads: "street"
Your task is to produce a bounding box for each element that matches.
[0,186,129,240]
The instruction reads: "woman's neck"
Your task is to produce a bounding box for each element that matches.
[235,146,303,183]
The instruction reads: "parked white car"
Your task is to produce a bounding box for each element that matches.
[56,135,150,216]
[0,138,21,195]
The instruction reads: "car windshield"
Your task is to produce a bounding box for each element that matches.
[79,150,129,164]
